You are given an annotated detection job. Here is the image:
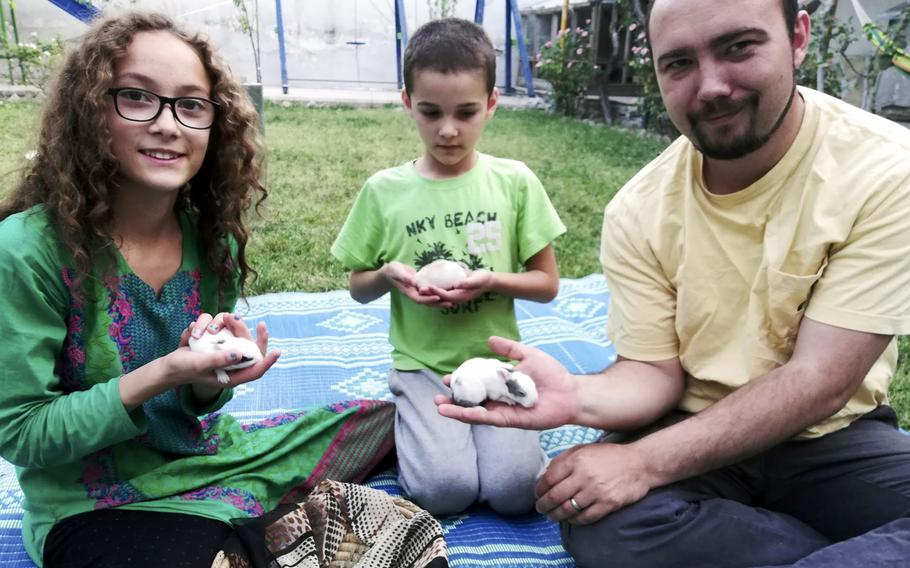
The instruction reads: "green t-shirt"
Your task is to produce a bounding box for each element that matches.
[331,153,566,373]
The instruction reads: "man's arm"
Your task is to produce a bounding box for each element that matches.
[634,317,891,485]
[577,355,686,430]
[534,317,891,524]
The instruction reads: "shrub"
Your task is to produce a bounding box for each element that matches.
[536,26,596,116]
[0,33,65,91]
[626,23,675,136]
[796,12,856,96]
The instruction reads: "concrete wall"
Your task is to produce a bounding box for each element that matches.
[12,0,534,90]
[836,0,907,56]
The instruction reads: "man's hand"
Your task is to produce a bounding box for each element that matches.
[535,442,653,525]
[435,336,580,430]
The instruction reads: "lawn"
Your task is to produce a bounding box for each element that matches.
[0,100,907,429]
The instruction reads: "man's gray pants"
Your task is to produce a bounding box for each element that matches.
[563,406,910,568]
[390,368,547,516]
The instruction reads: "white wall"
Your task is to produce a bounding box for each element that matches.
[13,0,537,90]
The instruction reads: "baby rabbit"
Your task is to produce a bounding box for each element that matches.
[414,259,471,290]
[450,357,538,408]
[188,328,263,384]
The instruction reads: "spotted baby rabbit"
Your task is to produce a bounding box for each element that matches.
[450,357,538,408]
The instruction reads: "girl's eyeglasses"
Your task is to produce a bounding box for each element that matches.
[107,87,220,130]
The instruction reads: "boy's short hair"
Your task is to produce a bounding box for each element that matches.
[403,18,496,95]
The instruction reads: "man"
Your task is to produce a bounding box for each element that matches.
[436,0,910,565]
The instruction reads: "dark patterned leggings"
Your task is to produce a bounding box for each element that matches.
[44,509,233,568]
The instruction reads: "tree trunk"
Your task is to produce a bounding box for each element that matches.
[816,0,840,93]
[632,0,646,23]
[803,0,823,15]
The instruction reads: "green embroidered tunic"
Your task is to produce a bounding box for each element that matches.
[0,208,361,566]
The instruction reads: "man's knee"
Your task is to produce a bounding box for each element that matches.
[561,513,640,568]
[560,492,696,568]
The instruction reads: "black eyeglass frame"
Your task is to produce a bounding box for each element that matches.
[106,87,221,130]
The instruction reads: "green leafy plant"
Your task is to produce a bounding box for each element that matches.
[427,0,458,19]
[595,0,673,135]
[626,22,675,135]
[0,32,65,90]
[796,6,856,96]
[863,4,910,109]
[232,0,262,83]
[536,26,596,116]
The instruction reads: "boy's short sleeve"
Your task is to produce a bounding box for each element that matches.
[516,165,566,263]
[331,180,386,271]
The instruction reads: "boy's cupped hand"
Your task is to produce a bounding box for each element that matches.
[431,268,492,306]
[385,260,455,307]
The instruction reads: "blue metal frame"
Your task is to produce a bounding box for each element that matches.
[395,0,409,90]
[505,0,513,93]
[503,0,535,97]
[510,0,535,97]
[275,0,289,94]
[47,0,101,22]
[269,0,530,96]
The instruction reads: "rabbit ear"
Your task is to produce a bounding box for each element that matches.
[504,377,527,399]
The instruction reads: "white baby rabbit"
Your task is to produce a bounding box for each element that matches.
[450,357,538,408]
[414,259,471,290]
[188,328,263,384]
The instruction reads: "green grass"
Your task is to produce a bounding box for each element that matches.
[893,339,910,430]
[0,102,40,191]
[255,103,663,292]
[0,100,907,429]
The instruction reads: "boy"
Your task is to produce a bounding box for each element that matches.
[331,18,565,516]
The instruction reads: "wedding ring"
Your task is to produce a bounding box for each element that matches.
[569,497,584,512]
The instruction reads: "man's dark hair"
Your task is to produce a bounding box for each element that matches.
[403,18,496,95]
[645,0,800,42]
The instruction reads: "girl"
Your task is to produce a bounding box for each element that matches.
[0,12,389,568]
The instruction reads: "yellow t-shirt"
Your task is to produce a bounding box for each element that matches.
[601,87,910,438]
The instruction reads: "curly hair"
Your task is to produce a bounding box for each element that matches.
[0,12,266,298]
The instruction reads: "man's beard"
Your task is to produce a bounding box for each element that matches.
[687,78,797,161]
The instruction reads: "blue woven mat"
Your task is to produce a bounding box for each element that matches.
[0,274,616,567]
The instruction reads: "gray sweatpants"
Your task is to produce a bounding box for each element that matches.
[389,368,547,516]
